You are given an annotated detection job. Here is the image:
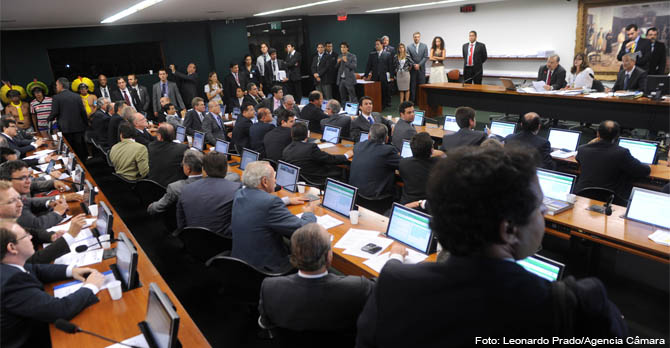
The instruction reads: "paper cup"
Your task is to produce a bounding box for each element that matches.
[297,181,306,194]
[350,210,359,225]
[566,194,577,204]
[108,280,123,300]
[187,136,193,146]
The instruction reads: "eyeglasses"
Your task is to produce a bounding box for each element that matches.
[0,197,21,205]
[12,233,30,243]
[10,176,31,181]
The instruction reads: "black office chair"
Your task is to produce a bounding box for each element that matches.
[356,193,394,215]
[136,179,166,208]
[112,172,137,185]
[99,143,114,168]
[299,173,327,191]
[265,158,278,171]
[269,328,356,348]
[592,79,605,92]
[177,226,232,264]
[576,187,628,207]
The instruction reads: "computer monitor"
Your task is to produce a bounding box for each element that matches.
[45,159,56,175]
[344,102,358,115]
[412,111,424,126]
[322,125,341,144]
[232,107,241,119]
[240,148,260,171]
[548,128,581,151]
[624,187,670,229]
[400,139,413,158]
[321,100,328,111]
[192,131,205,151]
[66,153,76,175]
[322,178,357,217]
[490,120,516,138]
[516,254,564,281]
[300,96,309,106]
[175,126,186,143]
[276,161,300,193]
[84,179,96,207]
[74,164,85,191]
[537,169,576,201]
[295,119,310,129]
[617,137,659,165]
[94,200,113,239]
[385,203,434,254]
[359,132,369,142]
[215,139,230,154]
[57,138,65,155]
[645,75,669,95]
[113,232,139,291]
[443,115,460,132]
[142,283,180,348]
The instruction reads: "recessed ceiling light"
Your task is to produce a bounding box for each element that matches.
[366,0,464,13]
[254,0,341,16]
[101,0,164,24]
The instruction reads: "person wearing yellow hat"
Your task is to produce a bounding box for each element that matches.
[72,77,97,118]
[27,80,53,135]
[4,90,34,132]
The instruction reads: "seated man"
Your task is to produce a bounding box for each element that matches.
[128,112,156,146]
[264,109,295,162]
[231,161,316,272]
[575,120,650,202]
[106,101,128,149]
[148,149,203,215]
[504,112,555,170]
[440,106,487,152]
[349,123,400,199]
[249,107,275,158]
[183,97,207,136]
[147,123,188,187]
[398,132,438,204]
[282,122,352,183]
[1,221,104,348]
[536,54,567,91]
[109,121,149,181]
[350,96,393,143]
[611,53,648,92]
[163,103,182,128]
[320,99,351,140]
[300,91,327,133]
[232,103,257,154]
[0,119,45,157]
[391,101,417,151]
[356,146,628,347]
[202,100,228,146]
[177,152,241,237]
[272,94,301,119]
[243,83,265,108]
[261,85,285,114]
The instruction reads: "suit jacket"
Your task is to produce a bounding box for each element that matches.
[224,73,243,108]
[261,97,284,114]
[17,196,63,232]
[109,139,149,181]
[612,67,648,92]
[336,52,357,87]
[129,84,150,113]
[350,113,393,143]
[134,128,156,146]
[282,141,349,182]
[273,105,301,119]
[648,41,667,75]
[183,109,205,136]
[617,37,652,71]
[311,53,332,85]
[259,273,374,331]
[537,65,567,90]
[241,65,262,89]
[398,156,437,204]
[1,133,34,156]
[285,50,302,81]
[391,119,416,151]
[384,45,396,57]
[152,81,185,113]
[365,51,393,82]
[462,41,488,70]
[26,237,71,264]
[264,59,287,88]
[231,187,316,272]
[356,256,627,347]
[244,94,264,109]
[300,103,328,132]
[575,141,650,200]
[94,84,115,100]
[110,88,142,111]
[172,71,199,106]
[349,140,401,198]
[106,114,124,148]
[249,122,275,157]
[47,90,88,134]
[89,110,111,148]
[232,116,254,154]
[177,177,241,236]
[324,51,338,84]
[0,263,99,348]
[440,128,487,152]
[320,114,352,139]
[505,130,555,170]
[147,140,188,187]
[407,42,429,73]
[202,112,228,146]
[148,175,201,215]
[264,126,293,162]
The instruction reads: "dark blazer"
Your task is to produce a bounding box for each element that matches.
[147,140,188,187]
[612,67,648,92]
[384,45,396,57]
[311,53,332,85]
[1,133,34,156]
[575,141,650,200]
[130,84,151,113]
[94,84,116,100]
[17,196,63,232]
[134,128,156,146]
[462,41,488,69]
[391,119,416,151]
[241,65,262,89]
[282,141,349,182]
[617,37,652,70]
[172,70,199,105]
[261,97,284,114]
[350,113,393,143]
[1,263,99,348]
[536,64,567,90]
[300,103,328,132]
[231,187,316,272]
[259,273,374,331]
[224,73,243,108]
[273,105,301,119]
[47,90,88,134]
[249,122,275,157]
[106,114,124,148]
[440,128,487,152]
[202,112,228,146]
[285,50,302,82]
[244,94,264,109]
[398,157,437,204]
[320,114,352,139]
[229,97,245,111]
[323,51,338,85]
[505,130,555,170]
[364,51,393,82]
[110,88,142,110]
[349,140,401,198]
[183,109,205,136]
[25,237,71,264]
[176,177,241,237]
[232,116,254,154]
[356,256,628,347]
[264,126,293,162]
[264,59,287,88]
[648,41,667,75]
[89,110,111,148]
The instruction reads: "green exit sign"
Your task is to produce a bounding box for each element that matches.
[270,21,281,30]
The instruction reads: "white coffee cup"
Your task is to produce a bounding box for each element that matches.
[350,210,359,225]
[297,181,306,194]
[566,193,577,204]
[187,136,193,146]
[108,280,123,300]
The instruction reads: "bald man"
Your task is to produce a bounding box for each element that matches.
[504,112,555,170]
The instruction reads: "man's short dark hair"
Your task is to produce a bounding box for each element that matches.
[116,77,126,83]
[246,82,257,91]
[410,132,432,159]
[520,112,541,132]
[0,160,28,180]
[57,77,70,90]
[7,90,19,98]
[202,152,228,178]
[271,85,283,95]
[368,123,387,143]
[646,27,658,35]
[229,62,238,69]
[241,103,255,114]
[455,106,476,129]
[398,101,414,115]
[598,120,620,142]
[31,87,44,94]
[158,69,167,74]
[0,226,17,260]
[277,109,295,126]
[470,30,477,36]
[0,147,16,163]
[625,24,638,31]
[269,48,277,55]
[191,97,204,109]
[290,223,330,271]
[359,96,373,107]
[157,124,175,142]
[0,119,16,131]
[113,101,125,114]
[118,121,135,139]
[162,103,175,114]
[340,42,349,48]
[308,91,321,102]
[427,147,540,256]
[291,122,308,141]
[375,38,382,45]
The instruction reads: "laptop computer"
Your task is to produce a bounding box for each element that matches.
[489,120,516,138]
[192,130,205,152]
[322,178,357,217]
[240,148,260,171]
[548,128,581,158]
[400,139,413,158]
[322,125,342,144]
[276,161,300,193]
[413,111,425,126]
[516,254,565,281]
[214,139,230,154]
[295,118,310,129]
[344,102,359,116]
[385,203,435,254]
[175,126,186,143]
[537,168,576,215]
[443,115,460,132]
[359,132,369,142]
[300,96,309,106]
[500,78,516,91]
[624,187,670,229]
[617,137,660,165]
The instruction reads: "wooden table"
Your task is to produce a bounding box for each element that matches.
[416,82,670,132]
[355,76,382,113]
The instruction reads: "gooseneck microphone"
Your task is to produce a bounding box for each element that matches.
[54,319,142,348]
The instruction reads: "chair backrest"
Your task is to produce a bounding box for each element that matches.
[178,226,232,264]
[576,187,617,204]
[136,179,167,207]
[356,193,393,215]
[592,79,605,92]
[205,255,287,303]
[272,328,356,348]
[265,158,278,171]
[299,173,326,190]
[447,69,460,82]
[112,172,138,184]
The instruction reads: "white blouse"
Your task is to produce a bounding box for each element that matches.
[204,84,223,104]
[565,67,594,89]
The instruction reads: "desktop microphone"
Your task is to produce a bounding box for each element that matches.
[75,238,122,253]
[54,319,142,348]
[604,194,614,216]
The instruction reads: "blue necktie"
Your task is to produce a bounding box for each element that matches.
[623,73,630,90]
[161,83,167,96]
[368,116,374,124]
[214,114,222,129]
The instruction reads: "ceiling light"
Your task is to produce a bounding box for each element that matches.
[366,0,464,13]
[254,0,341,16]
[101,0,164,24]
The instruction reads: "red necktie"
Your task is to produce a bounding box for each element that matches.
[122,90,131,106]
[468,44,473,66]
[546,70,552,85]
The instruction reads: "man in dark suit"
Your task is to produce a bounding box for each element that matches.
[357,146,628,347]
[129,112,156,146]
[231,161,316,273]
[94,74,114,100]
[243,83,265,109]
[323,42,338,100]
[177,152,241,237]
[575,120,650,202]
[249,108,275,158]
[382,35,395,57]
[272,95,302,119]
[106,101,127,149]
[1,222,104,348]
[169,62,199,106]
[505,112,555,170]
[646,27,667,75]
[88,98,112,148]
[264,109,296,162]
[300,91,328,133]
[285,43,303,99]
[127,74,151,114]
[398,132,439,204]
[311,43,334,100]
[364,39,393,109]
[611,53,648,91]
[202,101,228,146]
[1,119,45,157]
[261,85,285,114]
[336,42,358,103]
[349,123,401,199]
[148,149,202,215]
[264,49,288,94]
[231,103,256,154]
[152,69,186,118]
[283,122,351,183]
[320,100,352,140]
[408,32,429,103]
[440,106,487,152]
[350,96,393,143]
[183,97,206,136]
[391,101,417,151]
[462,30,488,84]
[110,77,142,111]
[47,77,89,160]
[147,123,188,187]
[224,63,243,110]
[536,55,567,91]
[617,24,652,71]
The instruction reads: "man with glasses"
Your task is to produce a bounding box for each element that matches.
[0,119,45,157]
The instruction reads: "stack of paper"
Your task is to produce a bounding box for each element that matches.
[54,248,104,267]
[53,270,116,298]
[334,229,393,259]
[648,230,670,246]
[317,143,335,149]
[296,213,343,230]
[550,150,577,159]
[362,249,429,273]
[105,334,149,348]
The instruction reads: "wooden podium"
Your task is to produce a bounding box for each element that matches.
[355,76,382,113]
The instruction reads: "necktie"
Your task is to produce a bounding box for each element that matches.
[318,54,322,65]
[214,114,222,129]
[415,44,420,54]
[234,73,239,85]
[122,90,131,106]
[546,70,552,85]
[624,73,630,90]
[651,43,655,52]
[468,44,474,66]
[103,87,109,99]
[274,61,278,80]
[161,83,167,96]
[368,116,374,124]
[631,41,636,53]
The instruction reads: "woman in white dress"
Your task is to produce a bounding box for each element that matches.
[565,53,594,89]
[429,36,447,83]
[204,72,224,105]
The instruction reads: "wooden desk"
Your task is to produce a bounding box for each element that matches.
[417,82,670,132]
[355,77,382,113]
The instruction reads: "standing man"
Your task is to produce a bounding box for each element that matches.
[462,30,488,84]
[336,42,358,103]
[382,35,396,57]
[152,69,185,118]
[27,81,52,135]
[646,27,667,75]
[169,62,199,106]
[312,43,333,100]
[264,48,288,95]
[537,55,567,91]
[617,24,651,71]
[4,90,33,132]
[256,43,271,95]
[110,77,140,109]
[285,43,303,99]
[324,42,338,99]
[407,32,429,103]
[47,78,89,160]
[224,62,243,110]
[364,39,393,110]
[94,74,114,100]
[127,74,151,115]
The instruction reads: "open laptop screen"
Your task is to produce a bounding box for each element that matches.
[548,128,581,151]
[490,121,516,138]
[175,126,185,143]
[625,187,670,229]
[215,139,229,154]
[300,97,309,106]
[322,178,357,217]
[359,132,369,142]
[344,103,358,115]
[618,138,658,165]
[385,203,433,254]
[192,131,205,151]
[276,161,300,193]
[443,115,459,132]
[240,148,259,171]
[322,125,341,144]
[400,140,412,158]
[516,254,564,281]
[413,111,424,126]
[537,169,575,201]
[321,100,328,111]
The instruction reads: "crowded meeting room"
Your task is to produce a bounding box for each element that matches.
[1,0,670,347]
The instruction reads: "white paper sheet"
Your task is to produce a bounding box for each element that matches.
[550,150,578,159]
[531,80,546,92]
[334,229,380,250]
[105,334,150,348]
[342,236,393,259]
[296,213,344,230]
[362,248,430,273]
[54,248,104,267]
[317,143,335,149]
[649,230,670,246]
[53,270,116,298]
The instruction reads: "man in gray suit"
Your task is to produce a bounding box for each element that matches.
[202,101,228,145]
[152,69,185,118]
[148,149,203,215]
[128,74,151,114]
[336,42,358,103]
[407,32,429,103]
[391,101,417,151]
[440,106,488,152]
